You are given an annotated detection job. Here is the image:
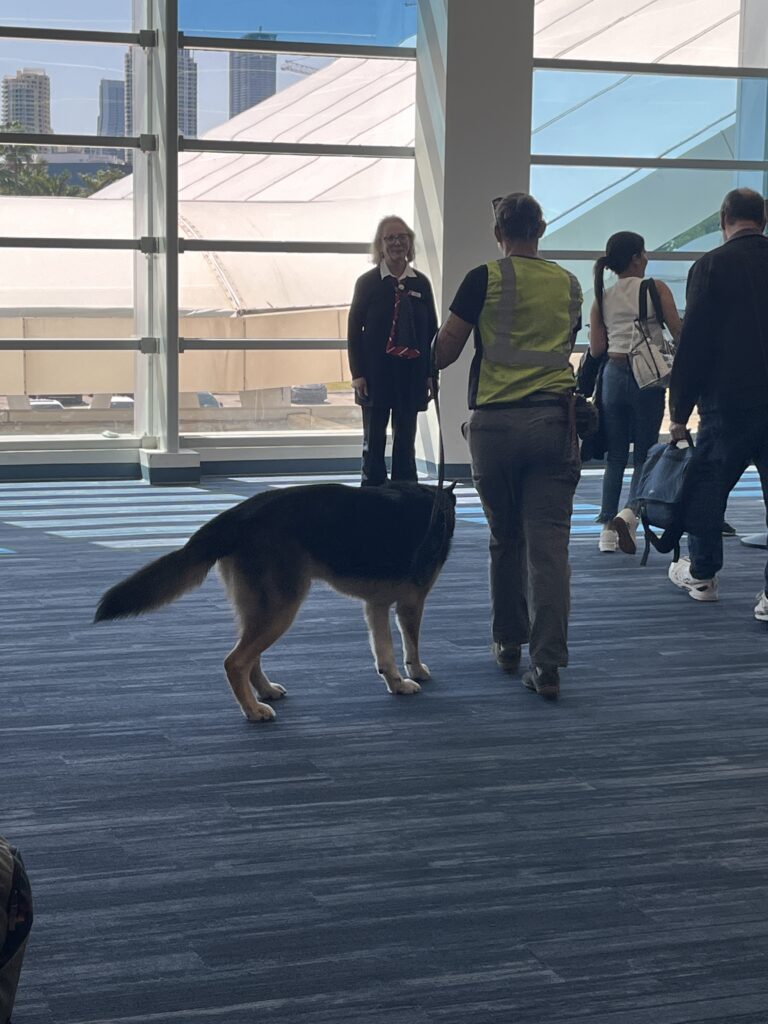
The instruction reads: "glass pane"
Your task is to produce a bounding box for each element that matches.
[177,380,360,436]
[3,3,132,32]
[534,0,760,69]
[192,51,415,137]
[179,251,372,435]
[0,40,132,137]
[0,246,133,320]
[533,71,768,162]
[531,164,765,254]
[179,1,417,48]
[0,243,136,437]
[125,155,412,231]
[0,142,131,206]
[0,340,138,439]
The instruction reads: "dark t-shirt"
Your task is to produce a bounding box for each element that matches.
[449,265,489,325]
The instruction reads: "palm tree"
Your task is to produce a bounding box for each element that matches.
[0,122,39,194]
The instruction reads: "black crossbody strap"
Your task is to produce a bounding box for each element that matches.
[638,278,649,322]
[647,278,666,327]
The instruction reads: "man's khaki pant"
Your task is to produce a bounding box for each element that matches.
[467,403,580,669]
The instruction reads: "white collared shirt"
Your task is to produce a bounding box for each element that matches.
[379,261,417,282]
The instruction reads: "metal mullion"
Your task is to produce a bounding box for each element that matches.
[532,155,768,172]
[178,33,415,61]
[0,238,141,251]
[0,132,142,150]
[534,57,768,81]
[178,138,414,159]
[540,250,707,262]
[0,340,147,351]
[179,339,347,351]
[0,24,144,45]
[179,240,368,254]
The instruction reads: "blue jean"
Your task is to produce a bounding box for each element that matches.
[598,359,666,523]
[687,406,768,590]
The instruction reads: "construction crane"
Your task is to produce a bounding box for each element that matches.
[280,59,317,76]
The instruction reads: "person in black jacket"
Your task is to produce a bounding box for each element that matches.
[668,187,768,617]
[347,216,437,486]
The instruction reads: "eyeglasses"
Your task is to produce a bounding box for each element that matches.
[382,233,410,244]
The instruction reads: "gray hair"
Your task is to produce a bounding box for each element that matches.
[370,216,416,264]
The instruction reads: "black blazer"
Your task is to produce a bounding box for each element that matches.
[670,231,768,422]
[347,266,438,411]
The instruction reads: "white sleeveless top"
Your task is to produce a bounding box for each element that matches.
[601,277,664,354]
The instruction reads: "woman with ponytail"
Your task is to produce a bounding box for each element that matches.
[590,232,682,553]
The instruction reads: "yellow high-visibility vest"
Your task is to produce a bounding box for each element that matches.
[470,256,582,407]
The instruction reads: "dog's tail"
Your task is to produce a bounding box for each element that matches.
[94,539,218,623]
[93,495,257,623]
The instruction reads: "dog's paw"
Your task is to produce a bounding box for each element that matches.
[263,683,287,701]
[244,701,277,722]
[405,661,430,681]
[387,677,421,695]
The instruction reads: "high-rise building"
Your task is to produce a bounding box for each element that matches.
[123,49,197,138]
[1,68,52,133]
[97,79,125,137]
[229,32,277,119]
[178,49,198,138]
[124,50,133,137]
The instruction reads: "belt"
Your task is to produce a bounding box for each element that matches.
[476,392,569,411]
[607,353,630,363]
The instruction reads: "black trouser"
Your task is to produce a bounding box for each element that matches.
[687,405,768,591]
[361,405,419,486]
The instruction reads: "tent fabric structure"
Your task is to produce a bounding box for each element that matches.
[0,2,751,396]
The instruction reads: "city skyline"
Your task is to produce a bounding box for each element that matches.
[0,2,417,137]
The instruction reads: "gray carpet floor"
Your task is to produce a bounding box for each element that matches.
[2,470,768,1024]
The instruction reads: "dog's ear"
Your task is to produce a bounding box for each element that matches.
[447,481,457,493]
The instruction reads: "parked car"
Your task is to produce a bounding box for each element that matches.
[29,398,65,410]
[290,383,328,405]
[110,395,134,409]
[46,394,86,407]
[197,391,221,408]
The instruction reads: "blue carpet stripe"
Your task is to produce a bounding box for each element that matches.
[7,514,217,529]
[3,503,237,519]
[0,486,246,550]
[0,471,763,550]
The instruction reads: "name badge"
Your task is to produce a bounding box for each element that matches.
[408,290,422,299]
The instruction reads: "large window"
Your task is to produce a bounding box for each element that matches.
[0,4,416,441]
[1,2,768,454]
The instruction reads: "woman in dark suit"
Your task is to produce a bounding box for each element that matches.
[347,216,438,486]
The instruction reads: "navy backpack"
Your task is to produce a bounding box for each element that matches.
[635,438,698,566]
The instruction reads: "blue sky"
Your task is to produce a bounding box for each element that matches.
[1,2,417,135]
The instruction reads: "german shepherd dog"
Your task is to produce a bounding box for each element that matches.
[95,482,456,722]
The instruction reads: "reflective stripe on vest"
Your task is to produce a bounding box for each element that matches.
[479,258,579,372]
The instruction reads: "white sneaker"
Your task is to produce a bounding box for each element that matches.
[754,592,768,621]
[610,508,639,555]
[599,526,618,553]
[668,558,719,602]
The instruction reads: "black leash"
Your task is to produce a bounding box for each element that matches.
[427,335,446,530]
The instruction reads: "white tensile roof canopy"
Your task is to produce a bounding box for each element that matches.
[0,0,750,322]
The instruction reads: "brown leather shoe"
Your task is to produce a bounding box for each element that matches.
[522,666,560,700]
[493,641,521,674]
